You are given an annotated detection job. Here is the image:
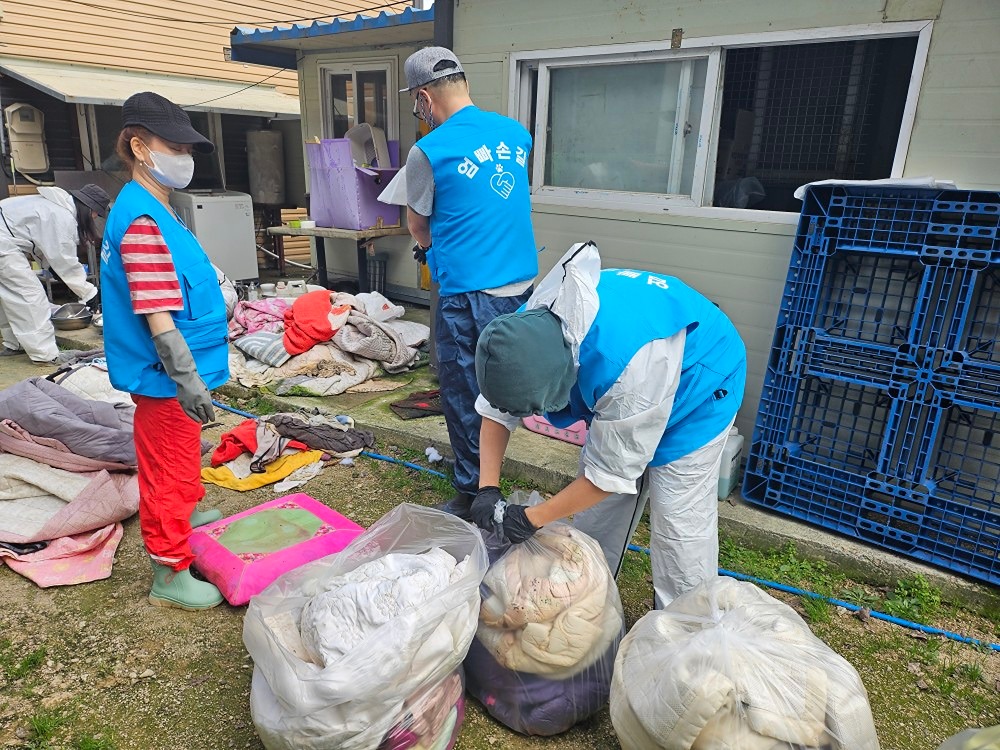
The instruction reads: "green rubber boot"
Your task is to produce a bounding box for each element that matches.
[149,562,223,610]
[190,507,223,528]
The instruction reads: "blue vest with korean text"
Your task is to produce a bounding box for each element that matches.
[100,181,229,398]
[546,269,747,465]
[417,106,538,295]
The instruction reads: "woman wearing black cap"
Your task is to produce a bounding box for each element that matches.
[100,91,228,611]
[0,183,109,365]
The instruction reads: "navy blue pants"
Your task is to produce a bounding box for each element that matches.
[435,289,531,496]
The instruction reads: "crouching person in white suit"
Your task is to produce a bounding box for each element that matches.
[471,242,747,608]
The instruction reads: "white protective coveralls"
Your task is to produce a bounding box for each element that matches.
[0,187,97,362]
[476,243,735,608]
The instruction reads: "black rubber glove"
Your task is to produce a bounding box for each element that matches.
[501,503,538,544]
[84,291,101,312]
[412,243,428,264]
[152,328,215,424]
[471,486,505,529]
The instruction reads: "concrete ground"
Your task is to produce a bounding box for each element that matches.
[16,311,997,613]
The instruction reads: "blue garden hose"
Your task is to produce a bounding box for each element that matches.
[211,399,996,651]
[628,543,1000,652]
[211,400,448,479]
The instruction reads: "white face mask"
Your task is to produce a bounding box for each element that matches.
[144,147,195,189]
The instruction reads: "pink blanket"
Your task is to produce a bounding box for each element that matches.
[229,298,292,338]
[0,419,139,544]
[0,524,123,587]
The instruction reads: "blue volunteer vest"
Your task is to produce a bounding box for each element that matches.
[417,106,538,295]
[546,269,747,465]
[100,181,229,397]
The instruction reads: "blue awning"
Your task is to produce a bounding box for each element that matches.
[230,7,434,69]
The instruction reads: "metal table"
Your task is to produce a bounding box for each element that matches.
[266,225,410,292]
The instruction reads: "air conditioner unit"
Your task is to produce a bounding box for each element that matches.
[169,190,258,282]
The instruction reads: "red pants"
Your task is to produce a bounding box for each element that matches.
[133,395,204,571]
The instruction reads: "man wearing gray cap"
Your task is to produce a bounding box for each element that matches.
[402,46,539,520]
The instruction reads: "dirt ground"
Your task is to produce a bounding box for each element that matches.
[1,406,998,750]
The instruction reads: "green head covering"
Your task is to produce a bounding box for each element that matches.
[476,309,576,418]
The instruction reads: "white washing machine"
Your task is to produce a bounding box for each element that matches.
[169,190,258,282]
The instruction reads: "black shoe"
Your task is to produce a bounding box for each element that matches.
[436,493,474,522]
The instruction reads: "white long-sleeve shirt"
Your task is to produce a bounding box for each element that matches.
[476,242,686,496]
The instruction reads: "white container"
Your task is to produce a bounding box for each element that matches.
[718,426,744,500]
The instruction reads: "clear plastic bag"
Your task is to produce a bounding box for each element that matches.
[379,668,466,750]
[464,491,625,736]
[243,503,488,750]
[610,576,880,750]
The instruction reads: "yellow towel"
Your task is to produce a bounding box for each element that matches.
[201,451,324,491]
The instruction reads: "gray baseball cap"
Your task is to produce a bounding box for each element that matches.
[400,47,465,92]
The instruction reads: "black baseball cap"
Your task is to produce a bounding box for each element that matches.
[122,91,215,154]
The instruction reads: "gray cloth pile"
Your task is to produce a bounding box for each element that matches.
[333,311,419,373]
[263,413,375,458]
[0,377,135,466]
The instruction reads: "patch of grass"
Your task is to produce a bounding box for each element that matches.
[74,735,117,750]
[801,595,832,623]
[234,394,280,415]
[6,645,47,680]
[25,708,70,749]
[883,574,942,624]
[719,537,844,596]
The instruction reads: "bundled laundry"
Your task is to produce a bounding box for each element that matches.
[244,504,488,750]
[464,493,624,736]
[226,289,429,397]
[610,576,880,750]
[0,378,139,585]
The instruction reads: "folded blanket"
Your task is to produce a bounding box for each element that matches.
[0,377,135,465]
[283,291,352,355]
[0,453,138,544]
[230,298,292,338]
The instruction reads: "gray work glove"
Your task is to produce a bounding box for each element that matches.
[412,243,428,264]
[152,328,215,424]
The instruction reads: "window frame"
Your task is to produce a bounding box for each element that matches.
[319,59,399,141]
[508,20,934,221]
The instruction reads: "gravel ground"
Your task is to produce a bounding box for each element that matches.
[1,407,997,749]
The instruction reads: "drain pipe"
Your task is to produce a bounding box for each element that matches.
[211,399,447,479]
[627,543,1000,653]
[433,0,455,49]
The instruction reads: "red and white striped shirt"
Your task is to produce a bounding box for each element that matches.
[121,215,184,314]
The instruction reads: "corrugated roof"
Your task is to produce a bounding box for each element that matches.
[230,7,434,68]
[0,57,300,117]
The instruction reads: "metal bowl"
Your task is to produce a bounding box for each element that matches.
[51,302,93,331]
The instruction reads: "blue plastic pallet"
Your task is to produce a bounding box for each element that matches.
[745,185,1000,586]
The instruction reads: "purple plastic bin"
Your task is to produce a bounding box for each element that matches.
[307,139,401,230]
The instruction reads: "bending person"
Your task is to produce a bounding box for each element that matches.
[0,184,109,364]
[100,92,228,611]
[471,242,747,608]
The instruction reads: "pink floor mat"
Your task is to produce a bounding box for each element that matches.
[521,416,589,447]
[190,493,365,606]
